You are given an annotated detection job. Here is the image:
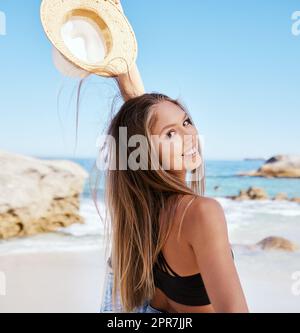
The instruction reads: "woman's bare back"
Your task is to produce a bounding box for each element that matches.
[150,194,215,313]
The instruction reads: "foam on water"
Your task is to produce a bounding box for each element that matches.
[1,196,299,256]
[227,199,299,247]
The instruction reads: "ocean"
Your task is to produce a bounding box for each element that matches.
[0,158,299,254]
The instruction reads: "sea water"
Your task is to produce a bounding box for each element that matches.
[1,158,299,258]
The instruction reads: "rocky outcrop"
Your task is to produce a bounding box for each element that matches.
[0,150,89,239]
[226,186,300,203]
[232,236,299,253]
[244,158,265,161]
[226,187,269,200]
[238,155,300,178]
[272,192,288,201]
[290,197,300,203]
[255,236,299,252]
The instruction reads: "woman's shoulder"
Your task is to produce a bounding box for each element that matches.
[180,195,228,245]
[179,194,223,214]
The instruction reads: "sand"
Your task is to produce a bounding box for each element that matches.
[0,246,299,312]
[0,249,107,313]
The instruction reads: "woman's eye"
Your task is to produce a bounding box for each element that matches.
[166,130,175,139]
[166,118,192,138]
[183,117,192,126]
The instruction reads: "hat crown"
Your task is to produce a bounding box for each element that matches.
[40,0,138,77]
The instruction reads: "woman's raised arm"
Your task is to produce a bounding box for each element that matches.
[113,0,145,101]
[115,63,145,101]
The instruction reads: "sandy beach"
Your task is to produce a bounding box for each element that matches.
[1,194,300,313]
[0,249,107,313]
[0,242,299,312]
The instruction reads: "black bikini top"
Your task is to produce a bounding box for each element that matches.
[153,248,235,306]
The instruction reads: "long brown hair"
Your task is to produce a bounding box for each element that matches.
[54,50,206,312]
[89,92,206,312]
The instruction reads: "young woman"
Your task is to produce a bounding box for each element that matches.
[99,0,249,313]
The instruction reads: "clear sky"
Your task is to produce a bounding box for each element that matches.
[0,0,300,160]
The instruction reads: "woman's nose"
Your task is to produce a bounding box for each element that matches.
[181,133,194,150]
[182,126,196,143]
[183,123,197,135]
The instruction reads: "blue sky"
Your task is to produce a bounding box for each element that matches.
[0,0,300,160]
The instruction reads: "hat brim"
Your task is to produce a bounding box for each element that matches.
[40,0,138,77]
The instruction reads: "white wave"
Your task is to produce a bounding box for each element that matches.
[56,198,112,237]
[0,196,299,255]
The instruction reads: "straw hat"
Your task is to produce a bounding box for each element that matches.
[40,0,138,77]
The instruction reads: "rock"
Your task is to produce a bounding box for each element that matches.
[0,150,89,239]
[246,187,269,200]
[231,189,249,201]
[238,155,300,178]
[290,197,300,203]
[244,158,266,161]
[273,193,288,201]
[227,187,269,200]
[256,236,299,252]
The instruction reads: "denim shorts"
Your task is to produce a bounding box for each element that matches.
[100,263,165,313]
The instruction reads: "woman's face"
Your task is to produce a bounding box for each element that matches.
[150,101,202,178]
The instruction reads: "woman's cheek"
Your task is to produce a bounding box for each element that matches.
[170,138,184,170]
[158,140,170,169]
[155,137,183,170]
[162,139,179,170]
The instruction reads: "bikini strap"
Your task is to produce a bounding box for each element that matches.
[156,251,180,277]
[176,195,197,242]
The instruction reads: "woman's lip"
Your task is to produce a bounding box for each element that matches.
[182,146,197,156]
[184,151,198,158]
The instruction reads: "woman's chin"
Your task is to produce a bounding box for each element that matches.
[183,152,202,171]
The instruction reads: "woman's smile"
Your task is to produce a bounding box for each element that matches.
[182,146,198,157]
